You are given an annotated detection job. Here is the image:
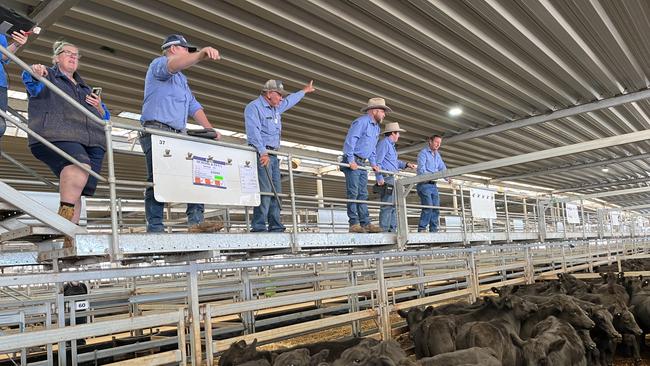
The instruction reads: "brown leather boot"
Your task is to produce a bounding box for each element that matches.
[57,204,75,249]
[188,221,224,233]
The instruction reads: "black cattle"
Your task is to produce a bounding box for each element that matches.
[418,347,502,366]
[331,340,407,366]
[273,348,329,366]
[455,321,517,366]
[219,339,273,366]
[557,273,590,295]
[239,360,271,366]
[519,294,594,339]
[414,295,537,358]
[512,316,587,366]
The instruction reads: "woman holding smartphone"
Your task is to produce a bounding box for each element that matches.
[22,40,109,248]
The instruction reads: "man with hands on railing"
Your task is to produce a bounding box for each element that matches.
[0,30,30,142]
[341,98,390,233]
[374,122,415,232]
[416,134,451,233]
[140,34,224,234]
[244,79,315,232]
[22,41,110,248]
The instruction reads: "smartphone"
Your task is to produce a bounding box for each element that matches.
[91,87,102,97]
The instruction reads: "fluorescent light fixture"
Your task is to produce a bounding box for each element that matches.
[601,167,609,172]
[448,107,463,116]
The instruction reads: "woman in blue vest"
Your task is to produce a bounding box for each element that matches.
[22,40,109,248]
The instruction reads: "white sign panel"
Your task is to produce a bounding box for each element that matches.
[74,300,89,311]
[152,135,260,206]
[444,216,462,232]
[512,219,524,232]
[565,203,580,224]
[317,209,348,232]
[610,211,620,226]
[469,188,497,219]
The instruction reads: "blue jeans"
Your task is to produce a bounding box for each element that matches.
[378,176,396,232]
[252,154,285,232]
[342,158,370,226]
[417,183,440,232]
[0,87,7,139]
[140,132,204,233]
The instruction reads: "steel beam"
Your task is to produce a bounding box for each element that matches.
[493,153,650,182]
[399,129,650,186]
[553,176,650,194]
[557,187,650,203]
[399,88,650,154]
[0,181,85,237]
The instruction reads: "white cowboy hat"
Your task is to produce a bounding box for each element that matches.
[360,97,393,113]
[383,122,405,134]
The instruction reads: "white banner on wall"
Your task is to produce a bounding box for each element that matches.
[565,203,580,224]
[610,211,620,226]
[469,188,497,219]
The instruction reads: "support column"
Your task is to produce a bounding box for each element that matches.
[187,262,202,366]
[375,258,391,340]
[316,174,324,208]
[504,191,511,243]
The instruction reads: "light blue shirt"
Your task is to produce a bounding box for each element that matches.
[0,35,9,88]
[342,114,380,166]
[140,56,202,130]
[244,91,305,155]
[375,136,406,182]
[417,146,447,177]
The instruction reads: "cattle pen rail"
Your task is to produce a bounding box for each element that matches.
[0,236,648,365]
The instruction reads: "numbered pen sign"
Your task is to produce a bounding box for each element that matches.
[74,300,89,311]
[151,135,260,206]
[565,203,581,224]
[469,188,497,219]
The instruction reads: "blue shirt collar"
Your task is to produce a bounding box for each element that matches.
[259,95,273,109]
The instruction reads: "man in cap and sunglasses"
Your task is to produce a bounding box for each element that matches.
[139,34,223,233]
[245,79,315,232]
[341,98,391,233]
[375,122,415,232]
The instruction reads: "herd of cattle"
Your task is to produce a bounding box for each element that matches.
[218,269,650,365]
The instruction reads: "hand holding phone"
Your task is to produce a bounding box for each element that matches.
[91,87,102,98]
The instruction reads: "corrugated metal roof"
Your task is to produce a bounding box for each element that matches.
[2,0,650,209]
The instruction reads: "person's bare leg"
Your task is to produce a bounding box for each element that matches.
[59,164,89,205]
[58,164,89,248]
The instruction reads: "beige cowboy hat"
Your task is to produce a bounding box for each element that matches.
[360,97,393,113]
[383,122,405,134]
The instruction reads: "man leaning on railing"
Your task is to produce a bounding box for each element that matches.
[341,98,390,234]
[139,34,224,234]
[22,40,110,248]
[416,134,452,233]
[374,122,415,232]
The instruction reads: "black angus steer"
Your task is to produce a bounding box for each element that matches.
[512,316,587,366]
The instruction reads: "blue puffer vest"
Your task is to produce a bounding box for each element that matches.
[26,65,106,149]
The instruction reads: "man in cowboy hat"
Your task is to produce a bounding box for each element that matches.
[140,34,223,233]
[341,97,391,233]
[245,79,315,232]
[375,122,415,232]
[416,134,451,232]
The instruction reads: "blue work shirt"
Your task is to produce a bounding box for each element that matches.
[417,146,447,177]
[140,56,202,130]
[0,35,9,88]
[375,136,406,182]
[342,114,380,166]
[244,91,305,155]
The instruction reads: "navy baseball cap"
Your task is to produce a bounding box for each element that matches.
[161,34,197,53]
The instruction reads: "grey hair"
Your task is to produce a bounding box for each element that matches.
[52,40,77,64]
